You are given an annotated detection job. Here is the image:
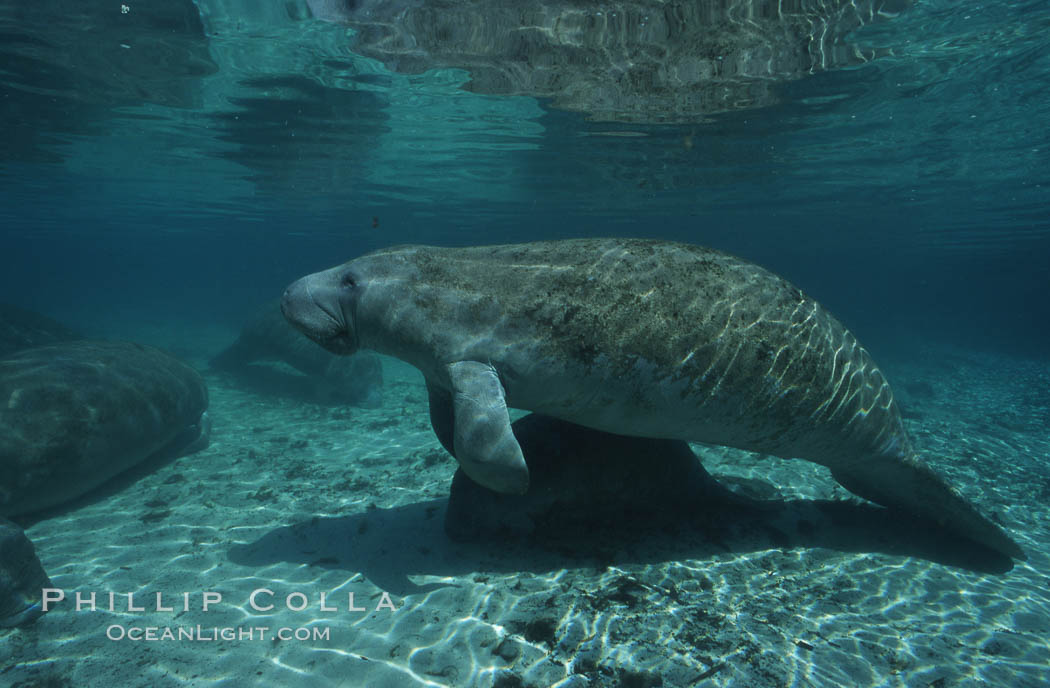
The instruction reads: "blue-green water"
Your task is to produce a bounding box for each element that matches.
[2,1,1049,686]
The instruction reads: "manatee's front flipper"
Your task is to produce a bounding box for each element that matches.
[447,361,529,494]
[831,453,1025,560]
[425,380,456,458]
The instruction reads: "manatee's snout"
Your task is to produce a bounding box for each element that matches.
[281,266,358,355]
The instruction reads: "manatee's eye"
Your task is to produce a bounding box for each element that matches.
[341,273,357,288]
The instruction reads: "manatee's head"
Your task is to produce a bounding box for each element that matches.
[0,519,52,628]
[282,261,362,356]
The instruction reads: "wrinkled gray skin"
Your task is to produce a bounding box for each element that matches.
[0,517,51,628]
[211,299,383,407]
[0,340,211,517]
[282,238,1023,559]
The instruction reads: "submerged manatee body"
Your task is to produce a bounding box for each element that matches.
[281,238,1023,559]
[445,413,747,542]
[0,340,210,626]
[0,340,210,517]
[211,299,383,406]
[0,517,52,628]
[0,302,80,357]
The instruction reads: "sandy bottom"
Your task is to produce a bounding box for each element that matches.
[2,321,1049,688]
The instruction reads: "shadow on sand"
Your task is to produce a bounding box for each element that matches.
[228,490,1013,598]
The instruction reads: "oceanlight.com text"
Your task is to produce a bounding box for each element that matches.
[106,625,330,642]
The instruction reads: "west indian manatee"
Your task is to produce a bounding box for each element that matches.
[0,517,52,628]
[0,302,80,357]
[281,238,1023,560]
[211,299,383,407]
[445,413,747,542]
[0,340,210,517]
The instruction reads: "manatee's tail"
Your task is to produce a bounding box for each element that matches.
[831,453,1025,560]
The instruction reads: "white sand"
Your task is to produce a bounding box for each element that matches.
[2,335,1049,687]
